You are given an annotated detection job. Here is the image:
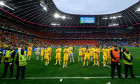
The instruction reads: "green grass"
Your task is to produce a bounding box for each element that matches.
[0,47,140,84]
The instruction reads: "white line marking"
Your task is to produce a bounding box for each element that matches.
[2,76,140,79]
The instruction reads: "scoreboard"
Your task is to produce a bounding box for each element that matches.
[80,17,95,23]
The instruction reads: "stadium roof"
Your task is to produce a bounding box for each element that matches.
[0,0,140,27]
[53,0,139,15]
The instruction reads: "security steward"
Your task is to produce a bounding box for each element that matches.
[1,46,16,78]
[123,48,135,78]
[110,45,122,79]
[16,46,27,80]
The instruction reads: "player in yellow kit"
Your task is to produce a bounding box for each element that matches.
[102,45,108,67]
[27,45,32,61]
[82,46,86,61]
[78,47,83,62]
[48,46,52,61]
[63,46,69,68]
[89,46,94,61]
[83,46,90,67]
[44,46,50,66]
[55,45,62,65]
[93,46,99,66]
[107,47,111,64]
[97,46,101,61]
[69,45,74,62]
[41,46,44,61]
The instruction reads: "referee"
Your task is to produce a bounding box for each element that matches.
[110,45,122,79]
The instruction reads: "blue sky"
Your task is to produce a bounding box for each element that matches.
[53,0,139,15]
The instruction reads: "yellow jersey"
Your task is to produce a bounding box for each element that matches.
[48,47,52,53]
[98,48,101,54]
[41,48,44,53]
[68,47,73,53]
[94,48,99,56]
[63,48,69,56]
[44,48,50,56]
[56,48,62,53]
[107,48,112,57]
[102,48,108,56]
[82,47,86,54]
[78,48,83,54]
[85,49,90,56]
[89,48,94,55]
[28,47,32,52]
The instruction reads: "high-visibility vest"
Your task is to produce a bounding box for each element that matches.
[123,52,132,65]
[112,49,120,62]
[19,51,27,66]
[5,50,15,62]
[0,51,2,57]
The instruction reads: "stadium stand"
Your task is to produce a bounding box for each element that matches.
[0,9,139,47]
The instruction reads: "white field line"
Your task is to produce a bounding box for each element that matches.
[100,61,125,77]
[2,76,140,79]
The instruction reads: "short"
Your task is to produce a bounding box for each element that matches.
[82,53,85,56]
[49,52,51,57]
[94,55,98,59]
[69,53,73,56]
[84,55,90,60]
[44,55,49,60]
[27,52,31,56]
[79,53,82,57]
[63,54,68,61]
[41,53,44,56]
[90,53,94,57]
[56,53,61,59]
[35,52,40,55]
[103,55,107,61]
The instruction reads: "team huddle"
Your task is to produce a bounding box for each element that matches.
[27,45,114,68]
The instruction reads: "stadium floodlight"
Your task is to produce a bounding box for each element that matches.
[43,7,46,10]
[108,23,119,26]
[40,2,48,12]
[117,16,122,18]
[112,16,117,19]
[54,13,60,18]
[109,16,117,19]
[0,1,14,10]
[62,16,66,19]
[136,8,140,12]
[40,3,44,8]
[102,18,108,20]
[0,1,4,6]
[51,23,60,26]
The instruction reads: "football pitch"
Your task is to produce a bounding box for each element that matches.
[0,47,140,84]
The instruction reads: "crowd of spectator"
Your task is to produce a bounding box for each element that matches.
[97,39,139,47]
[0,10,139,47]
[0,30,44,48]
